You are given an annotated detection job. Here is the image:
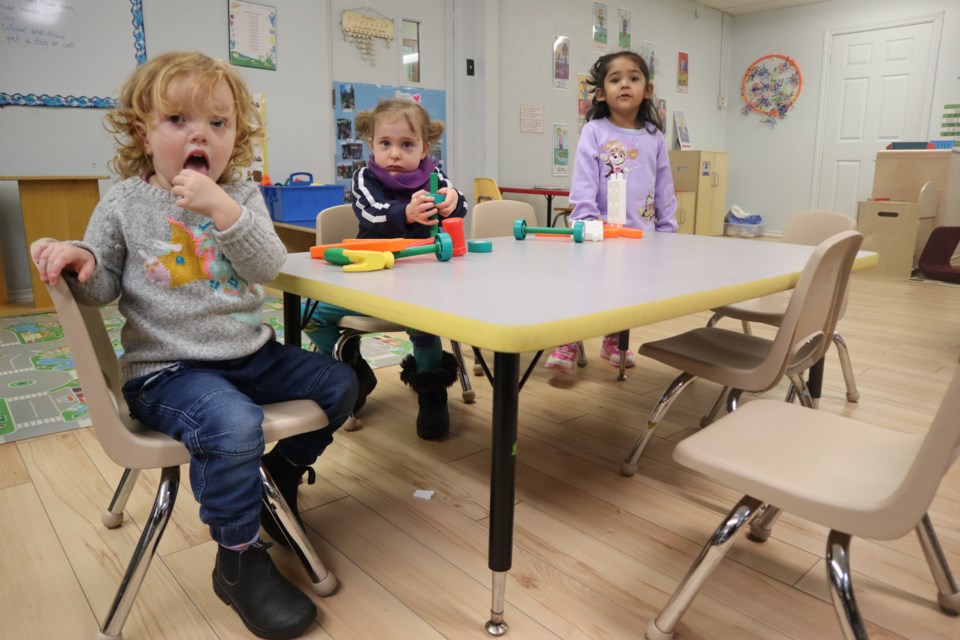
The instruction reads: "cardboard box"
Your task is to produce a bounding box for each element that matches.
[261,184,346,224]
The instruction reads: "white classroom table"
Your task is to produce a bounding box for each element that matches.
[271,232,877,635]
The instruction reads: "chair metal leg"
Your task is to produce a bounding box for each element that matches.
[915,513,960,614]
[620,372,696,476]
[102,468,141,529]
[747,503,783,542]
[705,312,721,328]
[725,388,742,414]
[700,386,730,427]
[741,320,753,335]
[832,332,861,403]
[98,466,179,640]
[450,340,477,403]
[260,465,337,596]
[787,372,816,409]
[646,496,762,640]
[825,530,870,640]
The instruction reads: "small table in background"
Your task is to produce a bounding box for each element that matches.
[499,186,570,228]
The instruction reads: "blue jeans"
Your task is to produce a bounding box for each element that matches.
[121,340,357,547]
[303,300,440,369]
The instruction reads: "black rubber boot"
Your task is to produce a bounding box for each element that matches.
[259,447,315,547]
[340,337,377,414]
[213,539,316,639]
[399,352,459,440]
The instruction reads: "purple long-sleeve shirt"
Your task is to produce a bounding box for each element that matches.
[569,118,678,232]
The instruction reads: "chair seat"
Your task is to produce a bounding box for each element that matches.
[673,399,924,540]
[338,315,404,333]
[639,327,781,391]
[112,399,328,471]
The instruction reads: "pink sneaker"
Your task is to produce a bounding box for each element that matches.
[545,343,578,373]
[601,335,636,368]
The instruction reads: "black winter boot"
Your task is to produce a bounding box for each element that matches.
[399,352,459,440]
[259,447,316,547]
[213,539,316,639]
[340,337,377,414]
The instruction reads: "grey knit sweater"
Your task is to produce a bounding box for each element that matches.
[66,176,287,383]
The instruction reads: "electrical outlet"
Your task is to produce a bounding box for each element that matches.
[717,96,728,109]
[466,59,475,76]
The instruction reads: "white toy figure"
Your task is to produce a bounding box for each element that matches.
[606,173,627,226]
[583,219,604,242]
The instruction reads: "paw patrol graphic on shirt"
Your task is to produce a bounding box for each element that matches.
[599,140,639,177]
[639,193,656,221]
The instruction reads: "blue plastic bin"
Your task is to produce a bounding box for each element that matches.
[261,178,346,225]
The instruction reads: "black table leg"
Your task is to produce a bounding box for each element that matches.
[486,351,519,636]
[283,291,301,347]
[545,195,554,228]
[808,357,824,408]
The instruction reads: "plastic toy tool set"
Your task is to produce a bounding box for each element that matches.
[310,175,642,272]
[310,215,470,273]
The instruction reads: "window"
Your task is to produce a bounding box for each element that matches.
[402,19,420,83]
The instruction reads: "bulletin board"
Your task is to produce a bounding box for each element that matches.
[332,81,447,191]
[0,0,146,108]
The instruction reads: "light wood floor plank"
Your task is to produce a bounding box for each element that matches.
[2,274,959,638]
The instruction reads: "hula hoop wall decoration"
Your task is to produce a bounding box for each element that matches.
[741,54,802,126]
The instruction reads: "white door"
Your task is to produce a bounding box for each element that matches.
[814,19,938,216]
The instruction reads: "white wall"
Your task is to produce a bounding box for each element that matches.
[0,0,334,300]
[494,0,732,223]
[725,0,960,233]
[3,0,957,297]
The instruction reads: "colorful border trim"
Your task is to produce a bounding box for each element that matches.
[0,0,146,109]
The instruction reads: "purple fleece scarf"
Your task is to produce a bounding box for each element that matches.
[366,156,437,193]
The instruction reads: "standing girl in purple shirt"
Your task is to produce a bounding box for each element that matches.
[546,51,678,373]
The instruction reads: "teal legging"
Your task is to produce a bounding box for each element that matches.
[301,300,441,371]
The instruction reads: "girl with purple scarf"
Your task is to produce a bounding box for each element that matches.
[304,99,467,440]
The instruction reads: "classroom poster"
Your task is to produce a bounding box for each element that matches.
[242,93,267,182]
[331,82,446,191]
[229,1,277,70]
[656,97,667,131]
[677,51,689,94]
[593,3,608,52]
[674,111,691,150]
[577,74,593,131]
[618,7,632,50]
[553,124,570,176]
[553,36,570,90]
[640,41,656,80]
[520,104,545,134]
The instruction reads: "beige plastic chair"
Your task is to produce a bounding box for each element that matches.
[474,177,503,204]
[646,365,960,640]
[41,276,336,640]
[705,211,860,415]
[309,205,475,427]
[620,230,863,476]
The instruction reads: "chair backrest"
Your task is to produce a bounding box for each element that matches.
[316,204,359,244]
[880,363,960,538]
[753,230,863,386]
[470,200,537,239]
[781,210,858,320]
[781,210,856,246]
[474,177,503,204]
[43,278,189,470]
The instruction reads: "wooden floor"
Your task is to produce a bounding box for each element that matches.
[2,273,959,640]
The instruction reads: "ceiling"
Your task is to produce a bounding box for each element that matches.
[695,0,829,15]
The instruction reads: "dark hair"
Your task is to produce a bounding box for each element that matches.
[584,51,662,133]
